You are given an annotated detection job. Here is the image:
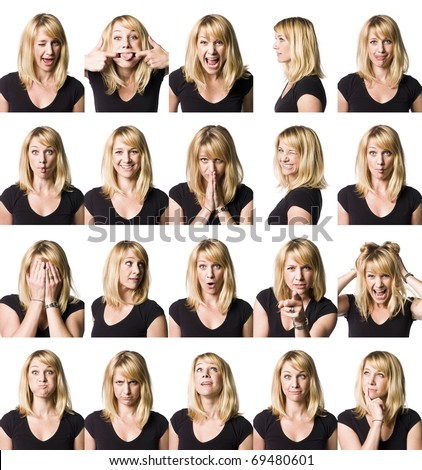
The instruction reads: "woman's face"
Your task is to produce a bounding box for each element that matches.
[367,28,393,70]
[280,360,310,403]
[198,147,226,181]
[112,366,141,407]
[118,248,144,291]
[112,137,141,180]
[33,27,61,74]
[196,252,224,296]
[273,28,291,63]
[278,139,300,182]
[196,28,226,75]
[111,21,142,69]
[27,358,57,399]
[362,361,388,401]
[194,359,223,398]
[364,262,393,305]
[28,137,57,180]
[283,254,314,297]
[366,138,394,182]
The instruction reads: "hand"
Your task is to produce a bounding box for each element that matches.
[278,291,306,323]
[44,262,62,305]
[137,36,169,69]
[204,171,216,213]
[85,37,118,72]
[212,173,225,209]
[26,259,46,302]
[364,385,385,422]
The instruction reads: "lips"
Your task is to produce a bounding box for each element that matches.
[42,57,55,66]
[119,53,136,60]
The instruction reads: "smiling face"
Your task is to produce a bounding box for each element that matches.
[278,139,300,182]
[27,358,57,399]
[112,137,141,180]
[365,262,392,306]
[196,253,225,296]
[118,248,145,292]
[366,138,394,182]
[112,366,141,407]
[283,254,314,297]
[111,22,142,68]
[280,360,310,403]
[197,28,226,75]
[367,28,393,70]
[33,26,61,74]
[362,361,388,401]
[194,359,223,398]
[28,137,57,180]
[273,29,291,63]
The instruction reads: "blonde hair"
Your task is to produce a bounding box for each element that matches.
[187,125,244,204]
[355,241,407,320]
[183,14,250,91]
[187,352,239,423]
[274,17,324,84]
[101,351,153,429]
[102,241,150,307]
[273,238,326,302]
[186,239,236,313]
[274,125,327,191]
[18,240,79,313]
[355,125,406,202]
[18,349,73,418]
[101,125,153,202]
[357,15,408,87]
[18,126,74,194]
[353,351,407,425]
[270,350,325,419]
[18,13,69,90]
[100,15,154,95]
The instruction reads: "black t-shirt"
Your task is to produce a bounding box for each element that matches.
[91,296,165,337]
[0,409,84,450]
[169,298,252,337]
[85,410,168,450]
[254,409,337,450]
[338,185,421,225]
[256,288,337,337]
[338,73,422,112]
[275,76,327,112]
[267,187,322,225]
[0,294,84,337]
[87,69,165,112]
[169,67,253,112]
[84,187,168,225]
[0,184,84,224]
[171,408,252,450]
[345,294,414,337]
[338,408,421,449]
[0,72,84,112]
[169,182,253,225]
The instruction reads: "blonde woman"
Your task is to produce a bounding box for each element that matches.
[0,126,84,224]
[90,241,167,337]
[169,352,252,450]
[84,126,168,225]
[0,350,84,449]
[254,350,337,450]
[85,15,168,112]
[168,125,253,225]
[85,351,168,450]
[338,125,422,224]
[338,351,422,449]
[338,241,422,336]
[169,14,253,112]
[273,17,326,112]
[169,239,252,337]
[0,13,84,112]
[267,126,327,225]
[253,239,337,337]
[0,240,84,337]
[338,15,422,112]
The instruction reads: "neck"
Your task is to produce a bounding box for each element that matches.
[200,396,220,418]
[285,400,309,418]
[201,291,221,307]
[32,177,56,193]
[31,397,56,417]
[117,402,137,418]
[116,177,137,194]
[370,178,389,194]
[117,67,136,84]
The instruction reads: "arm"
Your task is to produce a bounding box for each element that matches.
[0,301,41,337]
[309,313,337,337]
[252,428,265,450]
[407,421,422,450]
[169,88,180,112]
[242,88,253,112]
[72,96,84,112]
[239,200,253,225]
[278,291,311,338]
[338,202,350,225]
[411,93,422,112]
[0,93,9,112]
[411,202,422,224]
[287,206,312,225]
[168,423,179,450]
[166,198,185,225]
[84,207,94,225]
[397,254,422,320]
[168,316,182,337]
[337,269,356,315]
[0,427,13,450]
[327,429,338,450]
[146,315,168,337]
[73,204,85,225]
[252,298,269,337]
[337,91,349,112]
[297,94,323,112]
[338,422,366,449]
[0,202,13,224]
[74,429,85,450]
[239,433,253,450]
[159,429,169,450]
[242,314,253,337]
[84,428,96,450]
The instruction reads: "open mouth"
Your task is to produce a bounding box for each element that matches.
[118,52,136,60]
[205,57,220,69]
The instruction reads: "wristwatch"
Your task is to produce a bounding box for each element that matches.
[45,301,59,309]
[215,206,228,213]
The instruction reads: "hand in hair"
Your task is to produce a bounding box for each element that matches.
[85,37,118,72]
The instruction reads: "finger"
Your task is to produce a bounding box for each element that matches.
[135,50,150,58]
[92,36,104,52]
[148,36,160,48]
[291,289,301,300]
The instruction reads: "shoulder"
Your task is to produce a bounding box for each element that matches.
[401,74,422,89]
[338,72,359,86]
[231,298,252,311]
[169,182,189,197]
[230,415,252,431]
[337,409,356,424]
[149,410,169,426]
[253,409,275,427]
[85,187,103,198]
[0,294,20,310]
[312,296,337,314]
[171,408,189,429]
[169,68,185,89]
[0,72,20,84]
[256,287,274,301]
[286,187,321,202]
[91,296,105,310]
[234,73,253,91]
[65,75,84,89]
[137,298,164,313]
[402,185,422,200]
[148,187,168,200]
[235,184,253,202]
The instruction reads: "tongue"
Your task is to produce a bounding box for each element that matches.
[120,53,134,60]
[207,59,218,66]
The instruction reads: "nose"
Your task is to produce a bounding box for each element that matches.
[123,381,130,394]
[45,42,53,55]
[39,152,47,163]
[206,266,215,278]
[123,151,132,162]
[122,36,131,49]
[207,42,216,54]
[375,276,384,287]
[296,268,304,280]
[376,154,385,166]
[208,160,216,171]
[202,369,210,378]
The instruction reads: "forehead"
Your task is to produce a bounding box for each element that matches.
[112,22,137,34]
[278,139,297,151]
[195,359,218,368]
[368,27,389,40]
[29,137,52,148]
[29,358,51,368]
[122,248,142,260]
[34,26,55,40]
[281,360,302,373]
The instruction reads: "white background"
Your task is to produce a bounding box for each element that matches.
[1,0,422,466]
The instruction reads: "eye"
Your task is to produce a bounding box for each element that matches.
[52,40,60,46]
[198,264,206,270]
[196,367,203,373]
[31,150,39,155]
[214,159,223,164]
[212,263,222,270]
[283,374,291,380]
[382,151,392,157]
[125,261,133,266]
[210,367,218,372]
[130,149,139,155]
[303,265,312,271]
[215,40,223,46]
[199,40,207,45]
[129,380,138,385]
[31,370,39,375]
[130,35,139,41]
[200,157,208,163]
[299,373,307,379]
